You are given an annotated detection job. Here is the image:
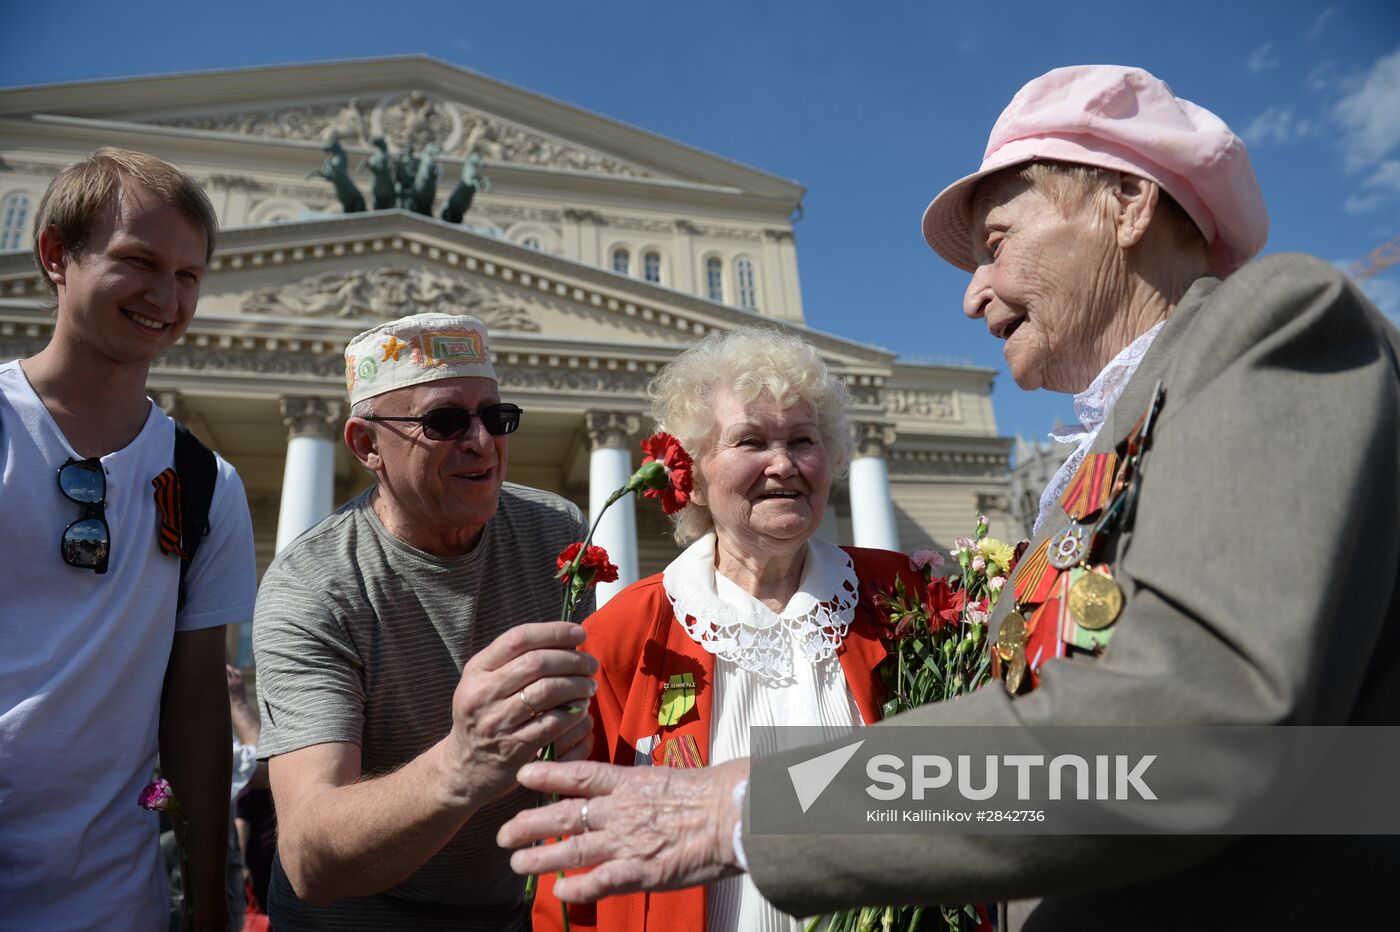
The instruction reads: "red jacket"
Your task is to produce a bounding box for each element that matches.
[533,546,916,932]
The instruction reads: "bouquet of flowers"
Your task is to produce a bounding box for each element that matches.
[528,432,693,929]
[813,515,1027,932]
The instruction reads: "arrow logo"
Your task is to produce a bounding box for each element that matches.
[787,740,865,813]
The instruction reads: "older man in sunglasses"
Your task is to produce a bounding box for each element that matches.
[251,313,597,932]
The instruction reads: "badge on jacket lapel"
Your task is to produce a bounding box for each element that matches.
[658,673,697,726]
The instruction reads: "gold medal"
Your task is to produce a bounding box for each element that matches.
[996,611,1029,694]
[1068,570,1123,631]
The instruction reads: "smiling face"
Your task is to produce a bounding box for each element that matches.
[693,387,830,558]
[357,376,509,553]
[45,182,207,370]
[963,171,1124,393]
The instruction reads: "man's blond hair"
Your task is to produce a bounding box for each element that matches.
[32,148,218,297]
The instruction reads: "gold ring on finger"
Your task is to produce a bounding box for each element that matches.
[518,690,540,718]
[580,801,591,833]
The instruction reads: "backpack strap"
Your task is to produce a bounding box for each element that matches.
[172,423,218,613]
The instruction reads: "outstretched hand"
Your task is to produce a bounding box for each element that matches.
[498,757,751,902]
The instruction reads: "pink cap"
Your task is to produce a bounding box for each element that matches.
[922,65,1268,276]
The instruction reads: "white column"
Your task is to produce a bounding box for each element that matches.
[848,423,899,551]
[585,411,641,606]
[275,396,343,554]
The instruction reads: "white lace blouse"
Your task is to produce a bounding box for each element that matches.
[663,532,861,932]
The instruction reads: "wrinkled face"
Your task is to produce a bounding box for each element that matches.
[694,387,830,552]
[365,377,509,541]
[963,173,1120,393]
[50,182,207,367]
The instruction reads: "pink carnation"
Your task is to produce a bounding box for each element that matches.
[909,549,945,571]
[137,778,181,815]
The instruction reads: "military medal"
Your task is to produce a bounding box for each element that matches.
[1048,521,1090,569]
[997,610,1030,694]
[1068,566,1123,630]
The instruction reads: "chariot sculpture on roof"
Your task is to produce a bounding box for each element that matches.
[308,90,488,223]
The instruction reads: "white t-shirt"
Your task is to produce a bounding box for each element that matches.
[0,360,257,931]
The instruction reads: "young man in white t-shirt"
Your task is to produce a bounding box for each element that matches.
[0,148,256,931]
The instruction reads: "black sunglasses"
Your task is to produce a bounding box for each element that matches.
[362,403,523,440]
[58,457,110,574]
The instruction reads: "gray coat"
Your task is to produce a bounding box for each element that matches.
[745,253,1400,930]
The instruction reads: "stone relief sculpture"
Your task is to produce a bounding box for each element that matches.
[324,98,369,147]
[305,140,366,214]
[153,91,654,178]
[241,267,541,332]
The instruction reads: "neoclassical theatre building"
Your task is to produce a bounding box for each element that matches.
[0,57,1014,655]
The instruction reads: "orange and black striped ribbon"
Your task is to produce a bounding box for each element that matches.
[662,733,703,769]
[1058,451,1119,521]
[1011,536,1058,605]
[151,468,188,559]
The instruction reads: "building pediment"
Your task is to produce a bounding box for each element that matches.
[0,56,803,202]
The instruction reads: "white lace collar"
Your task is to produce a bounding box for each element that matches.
[1035,320,1166,533]
[662,533,859,684]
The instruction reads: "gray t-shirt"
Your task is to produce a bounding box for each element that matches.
[253,482,591,932]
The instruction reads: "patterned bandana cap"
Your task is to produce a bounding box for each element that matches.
[344,313,496,405]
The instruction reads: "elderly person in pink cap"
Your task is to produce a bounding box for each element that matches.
[252,313,598,931]
[498,66,1400,930]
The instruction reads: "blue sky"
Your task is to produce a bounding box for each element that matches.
[3,1,1398,448]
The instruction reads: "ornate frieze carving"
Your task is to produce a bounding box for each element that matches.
[240,267,540,331]
[888,449,1010,479]
[563,208,607,225]
[280,396,344,441]
[854,422,898,457]
[155,345,343,379]
[603,216,678,235]
[480,204,565,224]
[496,366,653,397]
[584,411,642,450]
[884,388,957,421]
[686,223,764,243]
[155,102,350,142]
[151,92,656,178]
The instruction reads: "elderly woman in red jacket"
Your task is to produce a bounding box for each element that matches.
[534,327,922,932]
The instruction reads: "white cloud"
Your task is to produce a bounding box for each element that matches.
[1240,106,1312,146]
[1334,46,1400,171]
[1343,160,1400,213]
[1307,5,1338,39]
[1247,42,1280,74]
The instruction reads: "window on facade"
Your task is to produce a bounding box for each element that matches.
[735,256,758,309]
[705,257,723,302]
[643,250,661,283]
[0,193,31,252]
[612,247,630,276]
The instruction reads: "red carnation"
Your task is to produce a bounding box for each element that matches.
[556,542,619,587]
[636,432,693,515]
[924,577,966,632]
